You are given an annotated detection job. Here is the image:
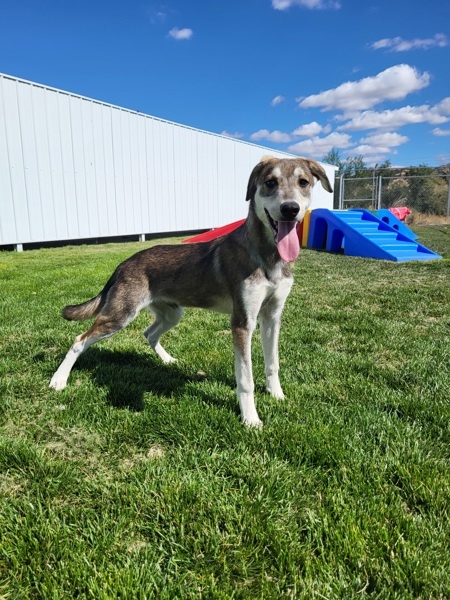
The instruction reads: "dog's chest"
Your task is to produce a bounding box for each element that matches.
[241,266,293,310]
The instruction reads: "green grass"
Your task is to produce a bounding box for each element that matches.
[0,226,449,599]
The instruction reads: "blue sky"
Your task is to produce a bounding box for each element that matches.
[1,0,449,167]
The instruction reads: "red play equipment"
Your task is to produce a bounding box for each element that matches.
[389,207,411,222]
[183,219,304,245]
[182,219,245,243]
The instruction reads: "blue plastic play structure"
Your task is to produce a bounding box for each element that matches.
[375,209,418,240]
[308,209,442,262]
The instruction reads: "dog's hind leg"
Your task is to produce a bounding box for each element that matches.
[50,311,137,390]
[144,303,184,363]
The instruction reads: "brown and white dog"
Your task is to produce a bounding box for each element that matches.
[50,157,332,426]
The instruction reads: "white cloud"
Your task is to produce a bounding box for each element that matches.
[288,132,353,157]
[292,121,327,137]
[338,101,450,132]
[359,132,409,147]
[272,0,341,9]
[221,130,245,139]
[250,129,292,143]
[270,95,285,106]
[350,144,397,157]
[349,134,410,160]
[437,153,450,164]
[298,64,430,112]
[362,156,390,166]
[168,27,193,40]
[436,97,450,115]
[149,9,167,24]
[371,33,448,52]
[432,127,450,137]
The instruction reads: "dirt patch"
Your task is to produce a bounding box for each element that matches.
[409,212,450,225]
[119,445,165,471]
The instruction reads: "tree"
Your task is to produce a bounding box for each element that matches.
[408,163,434,177]
[322,147,344,171]
[342,156,367,178]
[437,163,450,178]
[373,159,392,178]
[322,148,368,178]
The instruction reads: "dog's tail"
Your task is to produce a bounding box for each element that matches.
[62,265,122,321]
[62,293,104,321]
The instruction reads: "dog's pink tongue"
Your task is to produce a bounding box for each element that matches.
[277,221,300,262]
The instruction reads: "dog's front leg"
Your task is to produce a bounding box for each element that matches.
[259,305,284,399]
[259,280,292,399]
[232,314,261,427]
[233,325,261,427]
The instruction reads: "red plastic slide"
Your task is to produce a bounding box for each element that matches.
[182,219,245,243]
[183,218,305,246]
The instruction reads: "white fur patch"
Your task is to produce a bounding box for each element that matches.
[271,166,282,179]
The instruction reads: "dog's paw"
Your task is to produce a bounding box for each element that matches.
[162,355,177,364]
[152,342,178,364]
[238,393,262,428]
[267,385,285,399]
[266,376,284,399]
[243,417,263,429]
[157,349,177,364]
[49,377,67,391]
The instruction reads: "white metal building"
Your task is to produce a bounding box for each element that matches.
[0,73,335,248]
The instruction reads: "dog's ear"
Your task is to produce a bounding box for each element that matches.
[246,156,274,201]
[304,159,333,193]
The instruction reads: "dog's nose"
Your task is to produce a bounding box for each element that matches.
[280,202,300,219]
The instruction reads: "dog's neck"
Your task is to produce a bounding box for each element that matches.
[241,206,291,273]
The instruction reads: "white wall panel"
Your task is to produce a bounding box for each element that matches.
[0,81,16,243]
[17,82,45,242]
[0,73,335,246]
[70,96,90,238]
[57,92,79,240]
[195,132,217,230]
[142,117,158,233]
[2,78,31,243]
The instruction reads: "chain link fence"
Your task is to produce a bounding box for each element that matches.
[337,173,450,217]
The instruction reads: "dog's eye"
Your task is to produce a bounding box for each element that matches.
[298,178,309,188]
[264,179,278,189]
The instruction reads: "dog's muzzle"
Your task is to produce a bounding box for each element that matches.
[264,202,302,263]
[280,202,300,220]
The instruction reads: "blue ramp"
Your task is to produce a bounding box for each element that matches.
[308,209,442,262]
[371,209,418,240]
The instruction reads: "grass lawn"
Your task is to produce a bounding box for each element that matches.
[0,226,449,599]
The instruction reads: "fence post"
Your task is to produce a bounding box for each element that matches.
[339,175,344,210]
[372,169,377,210]
[377,176,382,210]
[447,176,450,217]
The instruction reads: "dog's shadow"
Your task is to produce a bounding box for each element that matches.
[71,347,237,415]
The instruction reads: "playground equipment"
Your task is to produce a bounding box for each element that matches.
[183,208,441,263]
[375,209,418,240]
[182,219,245,243]
[184,218,306,248]
[307,209,441,262]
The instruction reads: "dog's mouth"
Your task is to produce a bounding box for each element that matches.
[264,209,279,237]
[264,209,300,263]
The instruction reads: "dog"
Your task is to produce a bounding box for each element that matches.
[50,156,332,426]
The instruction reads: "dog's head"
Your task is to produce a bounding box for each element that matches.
[246,156,333,262]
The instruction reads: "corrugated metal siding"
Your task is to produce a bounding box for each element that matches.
[0,73,335,246]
